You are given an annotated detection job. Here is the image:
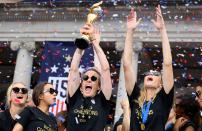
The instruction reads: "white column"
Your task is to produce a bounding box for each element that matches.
[114,40,142,123]
[10,41,35,88]
[114,59,127,123]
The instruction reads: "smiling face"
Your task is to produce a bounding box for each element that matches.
[195,86,202,108]
[143,71,162,89]
[10,83,28,107]
[80,70,100,98]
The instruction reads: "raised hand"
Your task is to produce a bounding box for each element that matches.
[151,5,165,30]
[127,8,141,31]
[92,27,101,45]
[80,24,94,36]
[80,24,100,44]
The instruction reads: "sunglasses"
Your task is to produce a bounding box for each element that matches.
[12,87,28,94]
[82,75,97,82]
[43,88,58,95]
[195,91,201,98]
[144,71,161,76]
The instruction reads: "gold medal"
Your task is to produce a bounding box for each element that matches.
[141,123,145,130]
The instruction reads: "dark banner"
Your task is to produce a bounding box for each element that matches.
[39,42,94,115]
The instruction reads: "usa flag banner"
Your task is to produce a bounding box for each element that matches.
[39,42,94,115]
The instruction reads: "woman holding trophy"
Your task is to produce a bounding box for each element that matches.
[66,2,112,131]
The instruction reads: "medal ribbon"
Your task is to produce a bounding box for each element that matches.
[141,100,152,124]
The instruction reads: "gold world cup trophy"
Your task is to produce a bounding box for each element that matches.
[75,1,103,49]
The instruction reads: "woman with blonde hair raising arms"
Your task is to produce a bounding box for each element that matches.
[123,5,174,131]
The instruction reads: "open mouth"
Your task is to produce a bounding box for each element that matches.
[147,77,153,81]
[16,96,23,99]
[85,86,92,93]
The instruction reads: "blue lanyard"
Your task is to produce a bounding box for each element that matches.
[141,100,152,124]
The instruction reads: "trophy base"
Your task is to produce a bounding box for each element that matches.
[75,38,89,49]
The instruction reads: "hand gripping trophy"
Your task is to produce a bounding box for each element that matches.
[75,1,103,49]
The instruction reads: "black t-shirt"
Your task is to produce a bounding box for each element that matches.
[179,120,197,131]
[129,83,174,131]
[67,89,111,131]
[0,109,16,131]
[16,106,58,131]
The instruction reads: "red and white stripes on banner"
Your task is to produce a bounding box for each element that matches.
[49,99,66,115]
[48,77,67,115]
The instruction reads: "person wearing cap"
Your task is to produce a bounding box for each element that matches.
[66,23,112,131]
[123,5,174,131]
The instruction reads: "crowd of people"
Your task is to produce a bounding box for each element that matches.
[0,5,202,131]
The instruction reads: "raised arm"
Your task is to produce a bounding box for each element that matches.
[91,26,112,100]
[123,8,141,95]
[151,5,174,94]
[67,48,83,97]
[67,26,89,97]
[121,99,131,131]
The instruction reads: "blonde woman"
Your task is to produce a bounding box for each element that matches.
[13,82,58,131]
[123,5,174,131]
[0,82,28,131]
